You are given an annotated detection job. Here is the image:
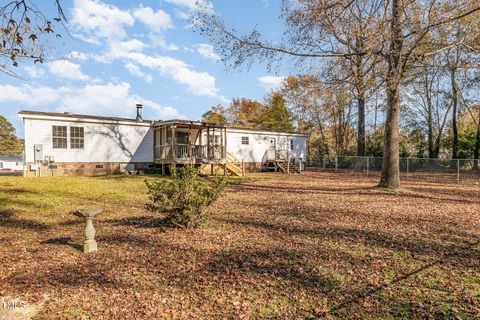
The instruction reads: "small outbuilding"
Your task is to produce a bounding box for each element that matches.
[0,157,24,176]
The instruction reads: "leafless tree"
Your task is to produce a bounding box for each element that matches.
[0,0,66,77]
[196,0,480,188]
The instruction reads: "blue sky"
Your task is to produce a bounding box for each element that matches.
[1,0,289,137]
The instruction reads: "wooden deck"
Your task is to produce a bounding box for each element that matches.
[153,120,227,165]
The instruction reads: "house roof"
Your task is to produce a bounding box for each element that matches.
[225,126,308,137]
[155,119,226,128]
[18,110,153,124]
[155,120,307,136]
[17,110,308,137]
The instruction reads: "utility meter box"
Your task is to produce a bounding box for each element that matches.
[34,144,43,162]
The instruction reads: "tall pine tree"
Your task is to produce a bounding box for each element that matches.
[0,116,23,157]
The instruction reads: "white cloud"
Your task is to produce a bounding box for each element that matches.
[258,76,286,91]
[126,52,219,97]
[194,44,220,62]
[69,0,221,99]
[23,65,45,79]
[174,9,190,20]
[149,33,179,51]
[0,82,182,120]
[66,51,89,60]
[71,0,134,40]
[0,85,60,106]
[165,0,214,13]
[125,63,153,83]
[132,6,177,51]
[48,60,90,81]
[109,39,146,57]
[90,39,146,63]
[133,6,173,32]
[149,104,183,120]
[80,37,219,97]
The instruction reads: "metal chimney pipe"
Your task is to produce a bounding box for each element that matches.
[135,103,143,121]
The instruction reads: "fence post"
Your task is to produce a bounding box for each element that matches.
[322,157,326,170]
[335,155,338,172]
[457,159,460,184]
[366,156,369,175]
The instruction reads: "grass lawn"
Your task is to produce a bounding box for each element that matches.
[0,171,479,319]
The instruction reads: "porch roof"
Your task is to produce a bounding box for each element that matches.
[154,119,226,129]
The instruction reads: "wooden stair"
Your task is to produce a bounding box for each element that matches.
[222,153,245,177]
[275,160,299,174]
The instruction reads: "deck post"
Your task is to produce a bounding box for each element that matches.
[153,126,157,161]
[213,127,216,160]
[171,125,176,161]
[211,164,214,175]
[161,163,165,175]
[163,126,167,159]
[220,127,224,157]
[207,127,210,160]
[224,127,227,159]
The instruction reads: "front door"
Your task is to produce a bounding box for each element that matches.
[266,138,276,161]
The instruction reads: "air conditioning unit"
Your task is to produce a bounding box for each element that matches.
[44,155,55,163]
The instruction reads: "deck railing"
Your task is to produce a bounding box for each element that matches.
[155,144,226,162]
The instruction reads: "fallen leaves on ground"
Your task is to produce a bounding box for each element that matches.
[0,171,479,319]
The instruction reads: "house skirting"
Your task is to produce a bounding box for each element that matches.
[198,162,265,175]
[24,162,153,177]
[24,161,306,177]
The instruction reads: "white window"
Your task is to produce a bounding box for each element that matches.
[208,134,221,145]
[70,127,84,149]
[52,126,67,149]
[241,136,249,145]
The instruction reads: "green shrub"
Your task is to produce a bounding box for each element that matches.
[145,165,226,229]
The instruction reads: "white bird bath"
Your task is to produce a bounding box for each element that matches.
[72,208,103,253]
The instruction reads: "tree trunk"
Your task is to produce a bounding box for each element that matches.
[427,103,434,157]
[450,67,459,159]
[357,96,366,156]
[474,111,480,170]
[379,0,403,189]
[318,122,329,156]
[380,82,401,188]
[425,75,434,158]
[355,52,366,157]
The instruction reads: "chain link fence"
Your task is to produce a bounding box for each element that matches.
[309,156,480,184]
[0,155,25,177]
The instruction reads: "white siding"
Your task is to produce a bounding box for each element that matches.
[226,129,307,163]
[23,118,153,163]
[0,161,23,170]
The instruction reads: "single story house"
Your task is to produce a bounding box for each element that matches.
[0,156,23,172]
[18,107,307,177]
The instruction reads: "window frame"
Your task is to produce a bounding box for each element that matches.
[241,136,249,145]
[70,126,85,149]
[52,125,68,149]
